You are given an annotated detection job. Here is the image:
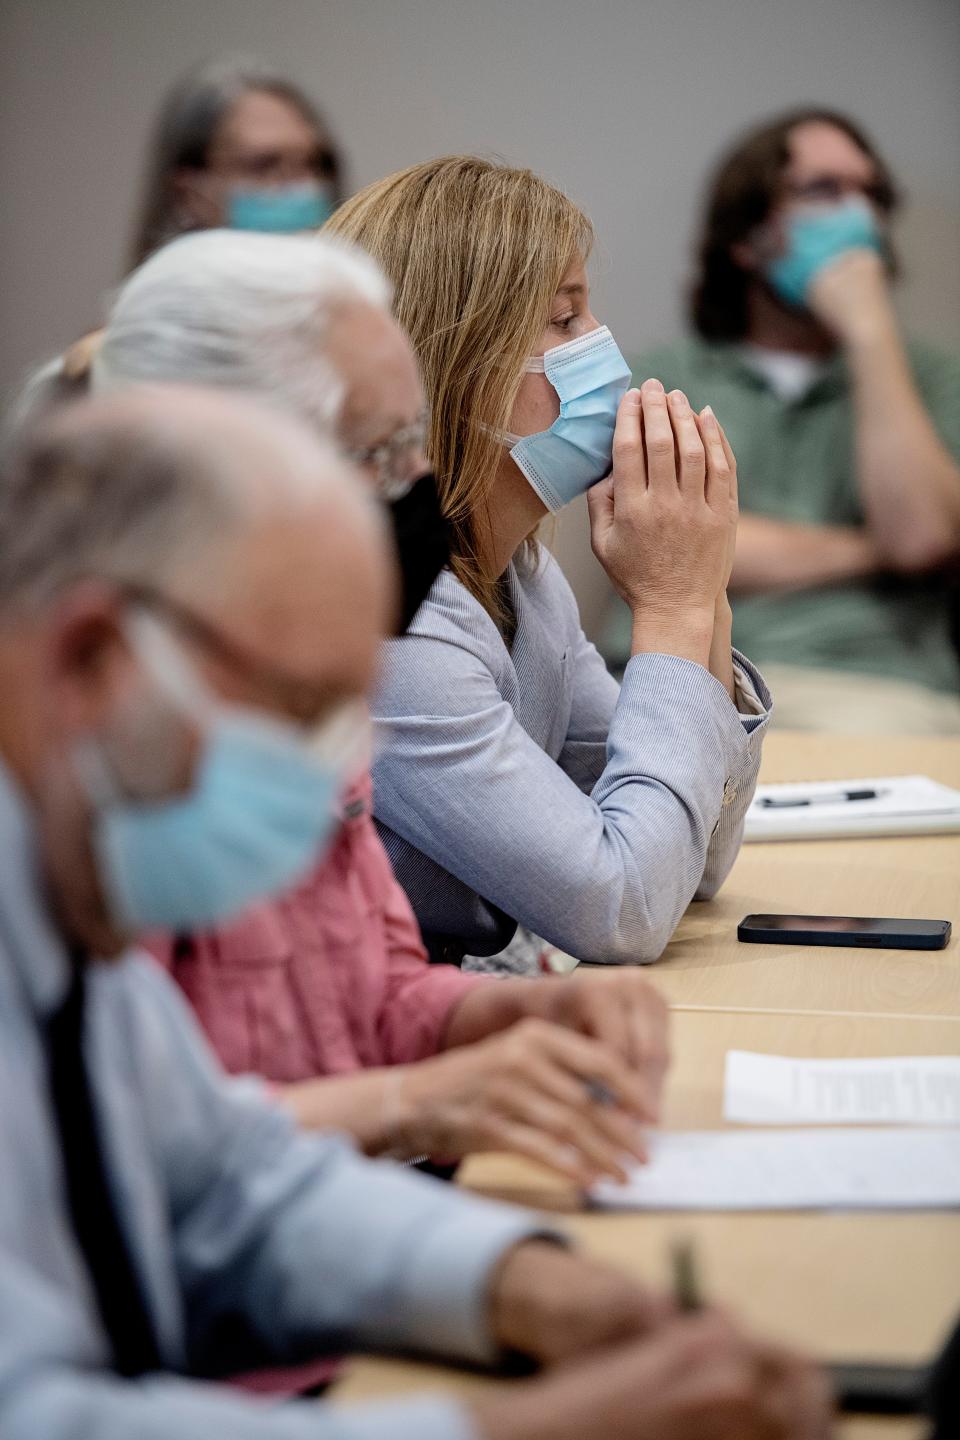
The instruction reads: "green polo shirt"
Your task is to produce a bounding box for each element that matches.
[601,336,960,696]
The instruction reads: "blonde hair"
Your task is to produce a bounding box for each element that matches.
[325,155,592,619]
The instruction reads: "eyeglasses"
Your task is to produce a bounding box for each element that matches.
[347,413,429,501]
[211,143,340,187]
[118,582,339,728]
[784,176,895,211]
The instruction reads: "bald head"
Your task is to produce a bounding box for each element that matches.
[0,383,395,952]
[0,383,393,626]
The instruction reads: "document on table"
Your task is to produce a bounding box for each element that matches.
[724,1051,960,1126]
[743,773,960,841]
[589,1129,960,1211]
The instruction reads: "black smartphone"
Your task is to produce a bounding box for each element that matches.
[827,1361,930,1415]
[737,914,952,950]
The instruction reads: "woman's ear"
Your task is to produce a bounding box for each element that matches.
[170,168,223,229]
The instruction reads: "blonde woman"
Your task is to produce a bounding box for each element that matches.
[326,157,771,966]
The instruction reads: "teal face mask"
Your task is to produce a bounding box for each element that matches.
[500,326,632,513]
[765,198,884,308]
[227,179,333,233]
[75,611,363,932]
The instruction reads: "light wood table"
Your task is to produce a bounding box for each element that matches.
[336,1009,960,1437]
[648,733,960,1020]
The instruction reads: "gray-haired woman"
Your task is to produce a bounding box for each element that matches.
[128,54,344,268]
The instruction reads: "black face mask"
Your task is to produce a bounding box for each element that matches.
[387,471,451,634]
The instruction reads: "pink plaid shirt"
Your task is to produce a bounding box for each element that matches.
[148,772,489,1083]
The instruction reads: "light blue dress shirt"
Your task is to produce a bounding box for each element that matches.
[373,552,770,964]
[0,760,546,1440]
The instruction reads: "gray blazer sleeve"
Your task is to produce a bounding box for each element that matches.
[373,628,769,965]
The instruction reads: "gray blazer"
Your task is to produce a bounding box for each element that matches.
[373,551,770,964]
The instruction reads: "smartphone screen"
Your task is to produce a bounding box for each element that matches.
[745,915,939,935]
[738,915,951,949]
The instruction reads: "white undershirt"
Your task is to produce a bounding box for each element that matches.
[738,344,828,402]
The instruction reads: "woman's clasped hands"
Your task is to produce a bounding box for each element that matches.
[588,378,739,681]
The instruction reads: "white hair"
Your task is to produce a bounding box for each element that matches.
[91,230,392,430]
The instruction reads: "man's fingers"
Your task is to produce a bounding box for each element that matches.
[755,1347,834,1440]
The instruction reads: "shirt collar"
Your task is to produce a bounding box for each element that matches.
[699,339,849,402]
[0,757,73,1019]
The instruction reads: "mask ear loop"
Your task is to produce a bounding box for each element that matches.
[71,734,124,807]
[71,609,213,810]
[124,609,219,726]
[305,698,373,780]
[476,420,525,448]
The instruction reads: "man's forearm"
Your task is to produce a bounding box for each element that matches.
[730,513,880,594]
[847,311,960,570]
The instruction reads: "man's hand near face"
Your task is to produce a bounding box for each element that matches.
[807,247,960,573]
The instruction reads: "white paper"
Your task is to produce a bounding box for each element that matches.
[724,1051,960,1126]
[743,773,960,842]
[589,1128,960,1211]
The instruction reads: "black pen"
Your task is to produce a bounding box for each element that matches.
[671,1239,702,1313]
[758,787,884,810]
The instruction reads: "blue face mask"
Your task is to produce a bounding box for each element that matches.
[502,326,632,512]
[75,612,363,932]
[227,179,333,234]
[765,198,884,308]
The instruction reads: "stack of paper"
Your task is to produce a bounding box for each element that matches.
[590,1052,960,1211]
[724,1051,960,1126]
[743,774,960,842]
[589,1128,960,1211]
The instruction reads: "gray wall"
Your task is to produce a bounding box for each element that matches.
[2,0,958,635]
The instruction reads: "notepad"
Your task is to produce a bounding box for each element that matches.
[724,1051,960,1126]
[743,774,960,842]
[589,1129,960,1210]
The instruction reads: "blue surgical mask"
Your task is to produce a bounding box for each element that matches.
[765,198,884,308]
[75,611,364,932]
[499,326,632,512]
[227,179,333,234]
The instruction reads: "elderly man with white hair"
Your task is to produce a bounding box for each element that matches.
[0,384,830,1440]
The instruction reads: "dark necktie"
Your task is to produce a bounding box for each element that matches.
[45,950,163,1377]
